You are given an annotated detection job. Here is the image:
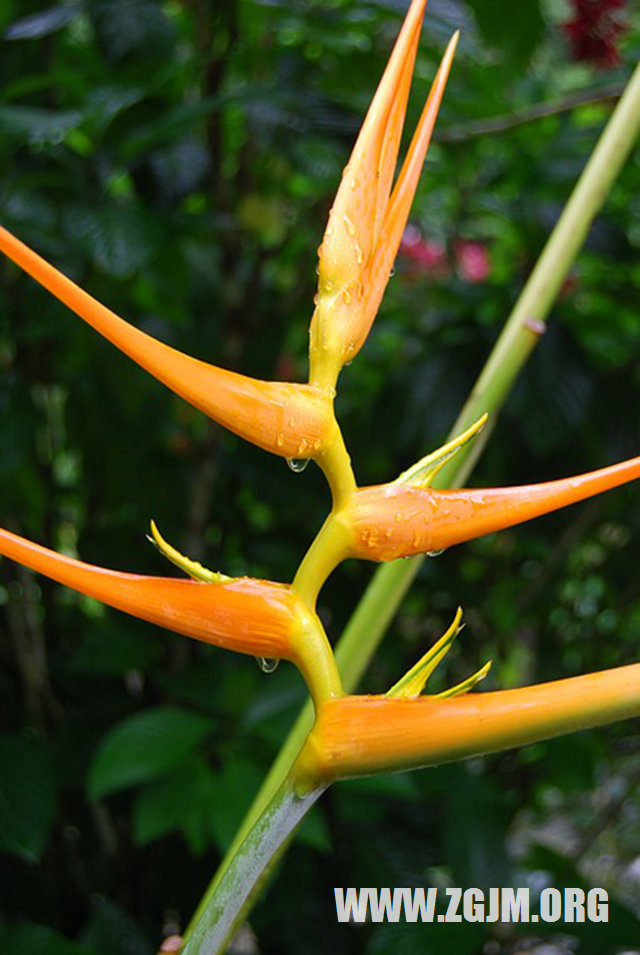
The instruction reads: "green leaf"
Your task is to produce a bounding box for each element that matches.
[90,0,175,62]
[368,919,481,954]
[0,734,57,862]
[0,922,89,955]
[443,769,513,890]
[87,706,215,800]
[4,6,80,41]
[81,898,153,955]
[132,756,218,855]
[467,0,545,67]
[297,805,331,853]
[0,105,83,145]
[207,756,264,853]
[62,205,164,278]
[519,846,640,953]
[72,621,160,675]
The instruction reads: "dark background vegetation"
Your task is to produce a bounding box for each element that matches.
[1,1,639,952]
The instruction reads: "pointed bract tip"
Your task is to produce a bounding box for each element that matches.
[395,412,488,488]
[386,606,464,699]
[148,519,230,583]
[434,659,492,699]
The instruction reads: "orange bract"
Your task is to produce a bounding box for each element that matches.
[0,225,336,461]
[0,527,301,660]
[346,454,640,561]
[296,663,640,785]
[309,0,458,386]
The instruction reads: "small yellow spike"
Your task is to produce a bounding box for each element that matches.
[147,520,230,583]
[433,660,492,699]
[394,413,489,489]
[386,608,464,699]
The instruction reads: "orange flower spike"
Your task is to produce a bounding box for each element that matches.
[346,455,640,562]
[0,225,336,461]
[310,0,458,387]
[295,664,640,788]
[361,31,458,344]
[0,527,341,706]
[316,0,425,288]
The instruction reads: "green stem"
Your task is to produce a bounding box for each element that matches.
[292,512,352,609]
[181,62,640,953]
[316,417,357,507]
[182,779,325,954]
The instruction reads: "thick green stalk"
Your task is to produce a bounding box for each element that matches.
[182,779,325,954]
[181,63,640,953]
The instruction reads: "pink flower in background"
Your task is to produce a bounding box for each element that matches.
[400,224,448,271]
[455,240,491,284]
[399,227,491,284]
[399,225,450,281]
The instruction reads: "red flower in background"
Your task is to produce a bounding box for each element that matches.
[563,0,627,69]
[399,226,491,284]
[400,224,448,272]
[454,240,491,284]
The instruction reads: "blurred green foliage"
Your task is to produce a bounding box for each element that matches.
[0,1,639,952]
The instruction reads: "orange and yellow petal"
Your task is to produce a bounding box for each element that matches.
[0,225,335,460]
[310,3,457,385]
[0,527,299,657]
[316,0,426,292]
[346,455,640,561]
[295,664,640,786]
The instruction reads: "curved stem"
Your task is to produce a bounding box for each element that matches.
[182,778,326,954]
[292,512,353,609]
[315,422,357,507]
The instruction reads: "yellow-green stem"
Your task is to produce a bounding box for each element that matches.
[315,420,357,506]
[292,512,353,609]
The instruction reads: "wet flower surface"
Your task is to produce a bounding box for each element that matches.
[0,0,639,948]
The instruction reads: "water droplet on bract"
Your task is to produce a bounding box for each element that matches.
[349,178,359,191]
[256,657,279,673]
[344,216,356,237]
[326,225,334,237]
[276,433,285,447]
[427,549,445,558]
[389,267,396,278]
[287,457,309,473]
[323,279,333,293]
[355,244,363,265]
[342,288,352,305]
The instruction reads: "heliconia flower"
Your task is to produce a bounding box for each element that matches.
[345,454,640,562]
[0,526,341,706]
[309,0,459,386]
[0,225,336,462]
[294,663,640,787]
